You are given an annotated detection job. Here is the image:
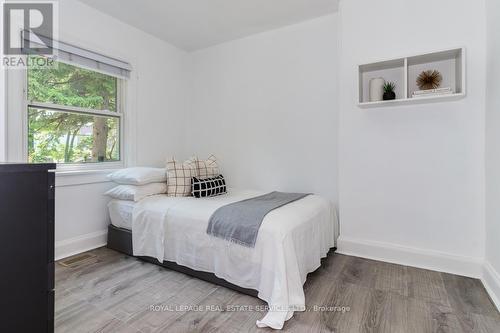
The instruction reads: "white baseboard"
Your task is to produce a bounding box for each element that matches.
[337,236,483,278]
[482,261,500,312]
[55,229,108,261]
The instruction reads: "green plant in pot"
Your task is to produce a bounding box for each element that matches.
[383,82,396,100]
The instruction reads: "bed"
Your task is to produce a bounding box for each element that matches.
[107,189,338,329]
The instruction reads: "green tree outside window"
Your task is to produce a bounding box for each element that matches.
[27,56,120,164]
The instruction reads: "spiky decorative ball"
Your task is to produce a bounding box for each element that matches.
[416,70,443,90]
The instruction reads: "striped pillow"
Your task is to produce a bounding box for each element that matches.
[192,175,227,198]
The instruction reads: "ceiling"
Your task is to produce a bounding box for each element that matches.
[79,0,339,51]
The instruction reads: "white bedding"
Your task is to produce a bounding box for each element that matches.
[131,189,337,330]
[108,199,136,230]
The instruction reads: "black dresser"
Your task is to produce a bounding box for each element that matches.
[0,163,56,333]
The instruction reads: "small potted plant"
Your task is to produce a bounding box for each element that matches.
[383,82,396,100]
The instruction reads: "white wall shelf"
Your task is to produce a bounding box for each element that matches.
[358,48,465,108]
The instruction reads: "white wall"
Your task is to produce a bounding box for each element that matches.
[186,14,339,203]
[337,0,486,277]
[484,0,500,310]
[1,0,188,259]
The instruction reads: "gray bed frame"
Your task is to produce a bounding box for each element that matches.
[107,224,336,298]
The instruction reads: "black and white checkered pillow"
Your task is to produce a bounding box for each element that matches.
[192,175,227,198]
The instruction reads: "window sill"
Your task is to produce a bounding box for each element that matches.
[55,167,122,187]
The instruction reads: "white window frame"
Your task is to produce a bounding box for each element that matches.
[23,60,125,172]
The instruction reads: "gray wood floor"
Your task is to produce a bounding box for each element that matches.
[55,247,500,333]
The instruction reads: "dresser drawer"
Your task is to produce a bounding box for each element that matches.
[48,290,54,333]
[47,172,55,263]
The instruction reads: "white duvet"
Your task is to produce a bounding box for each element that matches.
[132,189,337,330]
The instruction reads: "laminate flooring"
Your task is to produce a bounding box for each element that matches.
[55,247,500,333]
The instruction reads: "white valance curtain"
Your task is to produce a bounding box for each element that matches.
[22,30,132,79]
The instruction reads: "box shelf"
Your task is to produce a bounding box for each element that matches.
[358,47,465,108]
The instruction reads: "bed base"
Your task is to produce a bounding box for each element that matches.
[107,224,336,298]
[107,224,260,297]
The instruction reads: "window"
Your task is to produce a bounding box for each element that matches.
[27,56,121,164]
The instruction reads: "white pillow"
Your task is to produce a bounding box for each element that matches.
[107,167,166,185]
[104,183,167,202]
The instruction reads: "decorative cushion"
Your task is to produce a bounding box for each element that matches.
[166,158,196,197]
[104,183,167,202]
[192,175,227,198]
[193,155,219,179]
[107,167,167,185]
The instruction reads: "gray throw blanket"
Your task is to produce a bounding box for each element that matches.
[207,191,310,247]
